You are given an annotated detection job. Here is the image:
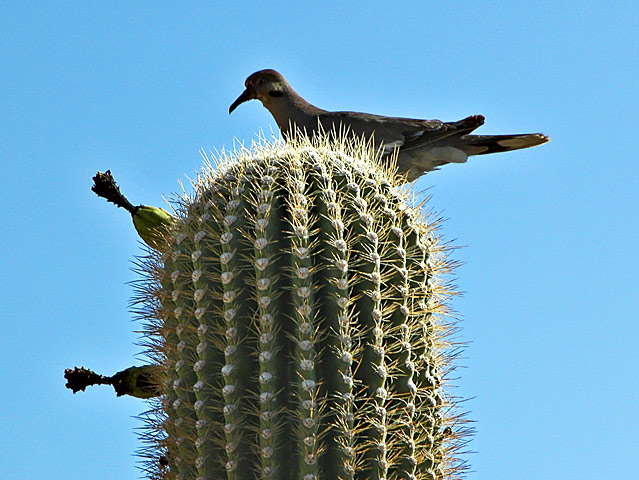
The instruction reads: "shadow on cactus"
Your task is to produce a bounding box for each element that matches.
[66,134,471,480]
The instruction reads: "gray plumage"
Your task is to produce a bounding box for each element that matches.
[230,69,549,181]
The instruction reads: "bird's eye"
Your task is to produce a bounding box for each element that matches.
[257,77,265,86]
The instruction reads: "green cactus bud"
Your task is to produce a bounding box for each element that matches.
[127,136,468,480]
[132,205,173,250]
[111,365,162,399]
[92,170,174,250]
[64,365,161,398]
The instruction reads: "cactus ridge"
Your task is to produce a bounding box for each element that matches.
[132,135,470,480]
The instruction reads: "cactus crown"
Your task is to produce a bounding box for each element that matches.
[133,134,469,480]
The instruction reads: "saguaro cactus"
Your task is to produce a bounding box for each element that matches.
[69,135,468,480]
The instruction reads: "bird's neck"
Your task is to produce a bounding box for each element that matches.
[264,90,326,134]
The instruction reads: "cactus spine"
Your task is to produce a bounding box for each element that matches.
[129,136,467,480]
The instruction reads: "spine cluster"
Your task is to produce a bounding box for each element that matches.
[135,138,468,480]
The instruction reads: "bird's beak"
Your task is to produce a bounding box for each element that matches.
[229,87,256,114]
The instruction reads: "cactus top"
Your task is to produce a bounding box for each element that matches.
[135,135,469,480]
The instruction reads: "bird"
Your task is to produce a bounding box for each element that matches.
[229,69,549,181]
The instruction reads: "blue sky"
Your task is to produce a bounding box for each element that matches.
[1,2,638,479]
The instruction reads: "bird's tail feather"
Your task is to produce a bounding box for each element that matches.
[457,133,549,156]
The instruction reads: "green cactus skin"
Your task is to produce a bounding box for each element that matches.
[134,136,468,480]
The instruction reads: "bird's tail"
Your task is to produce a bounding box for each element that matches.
[456,133,549,156]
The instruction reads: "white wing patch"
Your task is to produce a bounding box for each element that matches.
[382,140,404,155]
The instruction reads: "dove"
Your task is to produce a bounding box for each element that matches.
[230,69,549,181]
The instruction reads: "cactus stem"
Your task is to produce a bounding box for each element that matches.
[75,134,470,480]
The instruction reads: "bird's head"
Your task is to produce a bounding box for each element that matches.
[229,69,289,114]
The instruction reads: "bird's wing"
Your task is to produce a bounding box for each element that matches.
[397,115,485,152]
[319,112,485,155]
